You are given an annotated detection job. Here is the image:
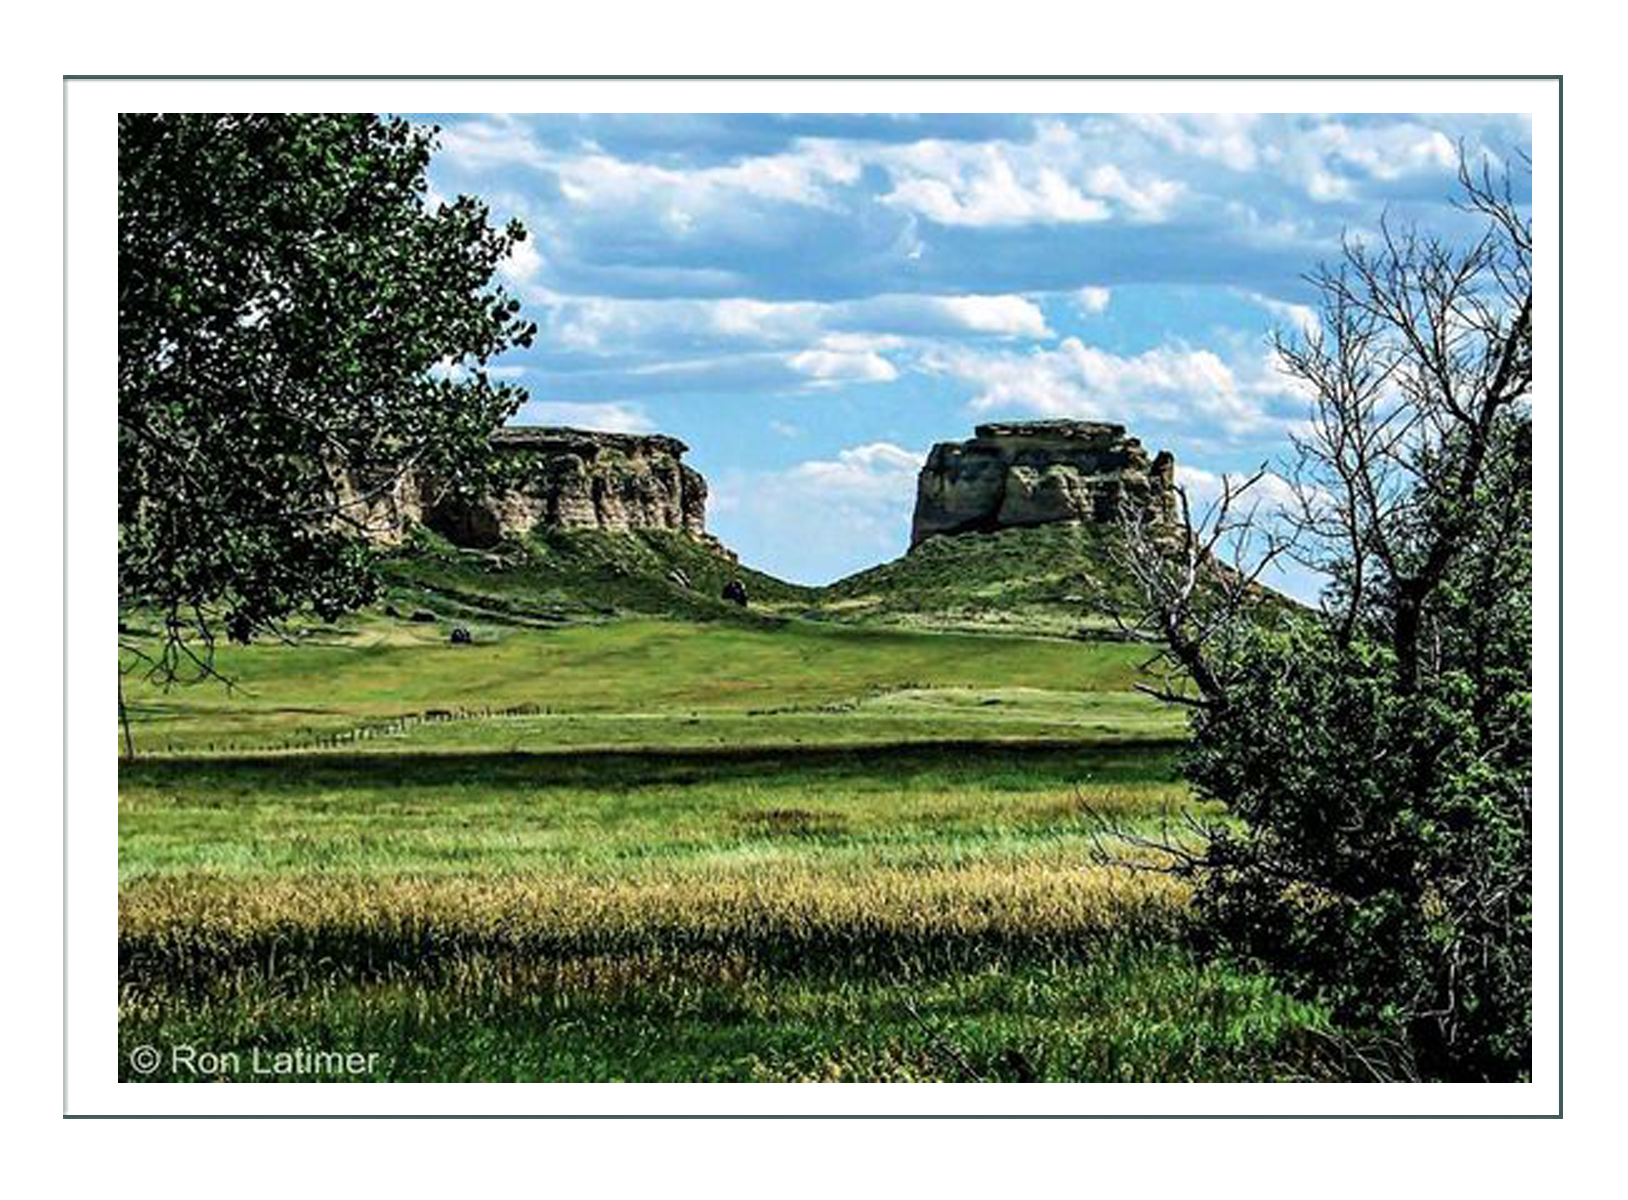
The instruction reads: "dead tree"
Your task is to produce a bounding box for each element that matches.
[1275,152,1532,690]
[1111,153,1529,711]
[1110,467,1293,711]
[1097,152,1532,892]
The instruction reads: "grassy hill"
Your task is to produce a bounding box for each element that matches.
[369,520,1158,639]
[820,523,1150,637]
[373,525,819,628]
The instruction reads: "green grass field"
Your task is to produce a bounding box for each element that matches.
[120,616,1181,753]
[119,601,1333,1082]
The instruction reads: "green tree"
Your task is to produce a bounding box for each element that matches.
[1110,161,1532,1080]
[118,113,535,712]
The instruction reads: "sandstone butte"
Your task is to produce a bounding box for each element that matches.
[337,418,1176,557]
[336,426,711,549]
[910,419,1176,547]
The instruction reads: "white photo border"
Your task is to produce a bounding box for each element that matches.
[67,75,1561,1117]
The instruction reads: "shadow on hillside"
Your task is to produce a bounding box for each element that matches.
[116,739,1185,791]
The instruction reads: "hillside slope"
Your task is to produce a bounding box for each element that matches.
[372,519,1290,641]
[821,524,1148,637]
[375,526,818,629]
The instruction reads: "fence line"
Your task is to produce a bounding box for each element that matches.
[148,702,549,757]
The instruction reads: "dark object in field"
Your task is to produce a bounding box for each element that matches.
[409,610,437,623]
[450,625,472,645]
[722,578,749,607]
[383,603,401,618]
[738,808,847,837]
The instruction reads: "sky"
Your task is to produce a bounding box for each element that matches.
[410,112,1532,598]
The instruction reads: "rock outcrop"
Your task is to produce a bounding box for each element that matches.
[341,427,711,549]
[910,419,1175,547]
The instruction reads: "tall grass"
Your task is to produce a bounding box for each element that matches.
[116,617,1330,1082]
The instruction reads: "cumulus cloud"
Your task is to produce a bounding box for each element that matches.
[525,291,1050,356]
[921,337,1299,437]
[1074,286,1112,315]
[706,446,924,586]
[707,442,925,584]
[882,160,1112,226]
[434,116,551,172]
[1238,290,1320,337]
[787,442,924,496]
[786,348,900,385]
[499,233,543,284]
[1125,114,1264,172]
[842,293,1052,338]
[1268,119,1463,203]
[430,112,1525,308]
[1175,463,1299,512]
[442,119,862,213]
[873,123,1185,227]
[508,400,656,433]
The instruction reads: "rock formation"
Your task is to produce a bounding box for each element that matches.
[340,427,711,550]
[910,420,1175,547]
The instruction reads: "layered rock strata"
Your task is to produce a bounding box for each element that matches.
[911,420,1175,547]
[339,427,710,549]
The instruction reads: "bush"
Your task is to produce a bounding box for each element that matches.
[1108,161,1534,1080]
[1184,619,1530,1080]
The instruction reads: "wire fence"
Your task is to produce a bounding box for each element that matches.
[139,702,550,757]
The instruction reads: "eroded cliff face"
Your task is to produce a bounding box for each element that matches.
[911,420,1175,547]
[339,427,710,549]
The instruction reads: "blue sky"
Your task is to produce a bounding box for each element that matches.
[411,112,1532,596]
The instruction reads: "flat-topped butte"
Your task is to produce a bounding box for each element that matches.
[339,425,710,548]
[912,419,1176,547]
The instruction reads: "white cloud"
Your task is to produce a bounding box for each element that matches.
[788,442,924,497]
[921,336,1301,437]
[508,400,656,434]
[552,145,861,214]
[498,234,543,284]
[1084,164,1184,221]
[442,121,862,216]
[1175,464,1299,512]
[435,117,550,172]
[883,161,1111,226]
[1125,114,1264,172]
[1074,286,1112,315]
[874,126,1185,227]
[841,293,1051,338]
[787,348,899,385]
[1269,119,1464,203]
[933,294,1052,337]
[708,442,926,584]
[524,291,1049,358]
[1239,290,1320,337]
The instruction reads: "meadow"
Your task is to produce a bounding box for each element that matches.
[119,613,1336,1082]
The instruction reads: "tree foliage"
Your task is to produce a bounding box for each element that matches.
[1110,159,1533,1080]
[1186,413,1530,1079]
[118,113,536,683]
